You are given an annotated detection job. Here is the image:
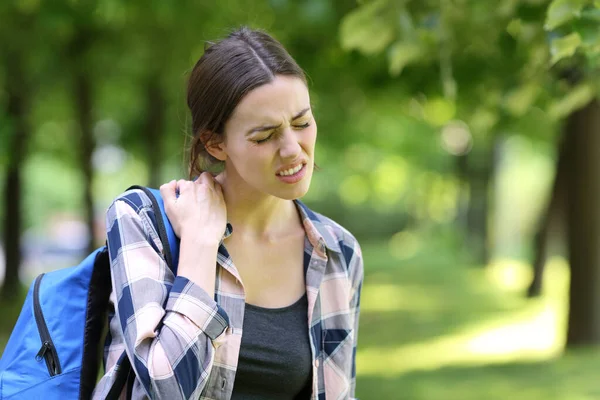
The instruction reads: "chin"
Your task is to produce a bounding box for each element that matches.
[274,178,312,200]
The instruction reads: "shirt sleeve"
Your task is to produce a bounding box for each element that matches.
[105,190,229,399]
[348,239,364,400]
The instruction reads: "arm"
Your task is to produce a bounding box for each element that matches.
[106,192,228,399]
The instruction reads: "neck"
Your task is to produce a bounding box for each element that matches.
[216,169,300,240]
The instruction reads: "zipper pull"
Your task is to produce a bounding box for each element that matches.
[36,341,51,361]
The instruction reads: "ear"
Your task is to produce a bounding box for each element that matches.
[201,130,227,161]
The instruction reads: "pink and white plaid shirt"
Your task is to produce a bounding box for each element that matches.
[92,188,363,399]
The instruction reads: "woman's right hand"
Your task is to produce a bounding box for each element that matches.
[160,172,227,246]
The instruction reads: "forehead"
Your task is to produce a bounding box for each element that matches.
[229,75,310,124]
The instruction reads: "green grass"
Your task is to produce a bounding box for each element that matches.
[355,239,600,400]
[357,351,600,400]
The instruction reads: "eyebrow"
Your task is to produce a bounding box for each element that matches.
[246,107,311,136]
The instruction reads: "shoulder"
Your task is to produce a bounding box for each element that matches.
[314,210,360,252]
[297,201,363,276]
[105,188,156,230]
[109,188,154,213]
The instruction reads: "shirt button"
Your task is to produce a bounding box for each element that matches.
[314,359,320,368]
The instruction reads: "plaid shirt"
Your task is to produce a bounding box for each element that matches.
[92,189,363,400]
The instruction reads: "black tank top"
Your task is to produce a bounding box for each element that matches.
[231,294,312,399]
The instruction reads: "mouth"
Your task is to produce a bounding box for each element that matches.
[276,162,306,177]
[276,162,308,184]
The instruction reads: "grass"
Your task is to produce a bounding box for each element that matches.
[355,239,600,400]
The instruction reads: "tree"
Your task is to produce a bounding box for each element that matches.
[563,98,600,345]
[0,3,39,300]
[68,22,98,254]
[339,0,557,265]
[542,0,600,345]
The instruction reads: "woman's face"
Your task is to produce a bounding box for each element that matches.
[218,75,317,200]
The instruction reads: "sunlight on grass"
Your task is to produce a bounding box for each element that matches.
[466,302,560,355]
[361,283,440,312]
[357,257,569,377]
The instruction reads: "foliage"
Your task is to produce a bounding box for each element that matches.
[340,0,562,138]
[546,0,600,66]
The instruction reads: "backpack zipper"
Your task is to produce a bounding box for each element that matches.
[33,273,62,376]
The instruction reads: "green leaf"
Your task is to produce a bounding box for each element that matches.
[545,0,587,30]
[550,32,582,64]
[575,10,600,60]
[572,20,600,53]
[469,107,499,134]
[388,41,424,76]
[548,82,596,119]
[340,0,395,55]
[587,50,600,68]
[503,83,540,116]
[506,18,522,39]
[423,98,456,127]
[581,7,600,21]
[16,0,40,13]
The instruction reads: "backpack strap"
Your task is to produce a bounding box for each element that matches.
[106,185,180,400]
[131,186,180,274]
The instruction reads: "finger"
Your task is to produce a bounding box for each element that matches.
[214,172,225,186]
[177,179,190,195]
[160,180,177,204]
[197,171,215,189]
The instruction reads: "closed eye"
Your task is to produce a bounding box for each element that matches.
[254,136,272,144]
[253,123,310,144]
[293,122,310,129]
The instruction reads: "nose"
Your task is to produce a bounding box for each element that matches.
[278,128,302,160]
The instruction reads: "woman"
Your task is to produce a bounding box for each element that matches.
[92,27,363,400]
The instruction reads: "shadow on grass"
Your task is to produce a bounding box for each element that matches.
[356,348,600,400]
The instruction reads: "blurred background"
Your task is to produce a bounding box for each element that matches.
[2,0,600,398]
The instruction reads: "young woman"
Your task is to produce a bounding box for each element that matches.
[92,27,363,400]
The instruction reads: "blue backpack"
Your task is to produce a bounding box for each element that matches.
[0,186,180,400]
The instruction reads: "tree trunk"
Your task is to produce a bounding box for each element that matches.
[1,52,30,301]
[527,132,568,297]
[527,221,550,298]
[76,72,95,254]
[464,137,498,266]
[144,76,165,188]
[466,171,490,264]
[566,98,600,346]
[70,31,96,254]
[454,153,469,230]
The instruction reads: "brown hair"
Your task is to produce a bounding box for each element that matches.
[187,26,307,178]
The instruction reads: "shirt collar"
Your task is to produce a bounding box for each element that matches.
[293,199,341,254]
[220,222,234,245]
